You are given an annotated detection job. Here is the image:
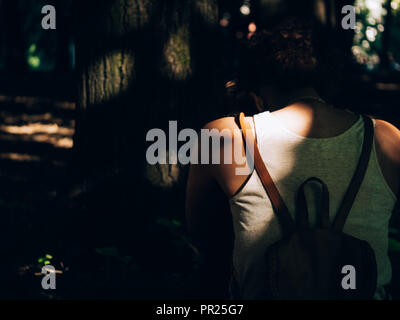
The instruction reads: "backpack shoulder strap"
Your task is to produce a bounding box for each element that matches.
[238,112,296,236]
[333,115,374,232]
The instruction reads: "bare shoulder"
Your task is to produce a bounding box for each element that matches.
[202,117,241,145]
[203,116,238,131]
[372,118,400,195]
[203,115,254,132]
[201,117,243,160]
[375,118,400,136]
[201,116,253,197]
[374,119,400,164]
[202,116,256,150]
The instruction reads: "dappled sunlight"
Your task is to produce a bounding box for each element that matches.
[115,0,153,33]
[0,95,75,110]
[0,123,74,149]
[86,51,135,105]
[194,0,219,26]
[375,82,400,90]
[163,26,192,80]
[314,0,327,25]
[3,112,53,124]
[0,94,75,184]
[352,0,400,69]
[0,123,73,136]
[0,94,75,151]
[0,152,66,167]
[0,153,41,162]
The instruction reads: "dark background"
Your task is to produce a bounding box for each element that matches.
[0,0,399,300]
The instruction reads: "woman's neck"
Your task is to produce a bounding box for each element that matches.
[258,86,321,108]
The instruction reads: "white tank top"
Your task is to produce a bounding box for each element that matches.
[229,111,398,300]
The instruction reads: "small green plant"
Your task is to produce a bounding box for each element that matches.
[27,44,41,70]
[38,254,53,266]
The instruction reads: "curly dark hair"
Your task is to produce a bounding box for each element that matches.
[225,16,347,113]
[248,17,320,89]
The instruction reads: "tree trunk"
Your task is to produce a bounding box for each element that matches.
[74,0,220,181]
[74,0,154,173]
[73,0,159,249]
[73,1,220,246]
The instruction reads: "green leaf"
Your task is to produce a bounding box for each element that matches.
[28,56,40,69]
[45,254,53,260]
[28,44,37,54]
[44,261,50,265]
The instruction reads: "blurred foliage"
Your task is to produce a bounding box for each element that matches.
[353,0,400,70]
[390,0,400,63]
[353,0,386,69]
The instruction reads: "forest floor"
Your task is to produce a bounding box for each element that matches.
[0,89,205,300]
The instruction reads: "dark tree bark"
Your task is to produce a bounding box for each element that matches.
[74,0,220,183]
[74,0,154,172]
[72,0,158,248]
[55,0,73,72]
[72,1,221,249]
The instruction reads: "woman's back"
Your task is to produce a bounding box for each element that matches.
[229,108,397,299]
[185,17,400,300]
